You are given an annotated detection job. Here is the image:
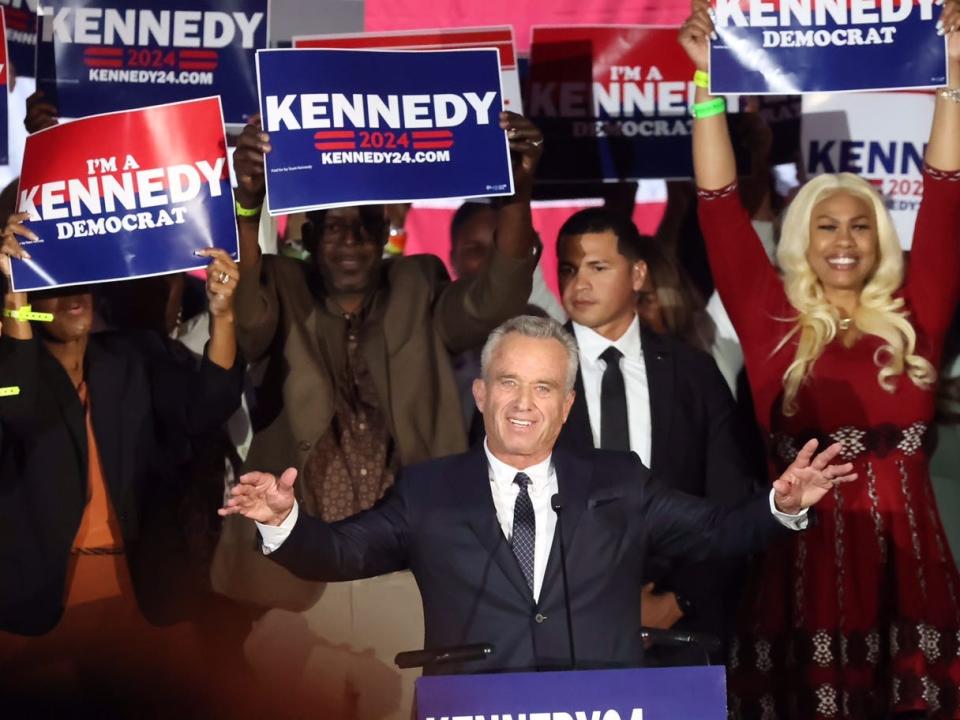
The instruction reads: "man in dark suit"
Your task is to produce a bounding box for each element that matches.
[554,206,754,664]
[221,316,855,674]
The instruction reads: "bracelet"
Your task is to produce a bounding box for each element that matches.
[0,386,20,397]
[3,304,54,322]
[691,97,727,119]
[235,201,262,217]
[939,87,960,104]
[693,69,710,89]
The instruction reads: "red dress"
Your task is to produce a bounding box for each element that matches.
[698,166,960,719]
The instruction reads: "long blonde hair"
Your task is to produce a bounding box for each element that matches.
[774,173,936,415]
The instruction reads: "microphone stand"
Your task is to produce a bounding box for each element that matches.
[551,493,576,669]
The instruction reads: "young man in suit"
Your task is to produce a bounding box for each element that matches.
[221,315,855,675]
[554,207,754,664]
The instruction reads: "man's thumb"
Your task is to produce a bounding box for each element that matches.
[278,467,298,490]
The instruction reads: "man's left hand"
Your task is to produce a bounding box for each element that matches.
[500,112,544,199]
[773,439,857,515]
[641,582,683,632]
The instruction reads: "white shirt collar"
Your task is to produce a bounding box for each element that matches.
[572,314,642,364]
[483,438,553,489]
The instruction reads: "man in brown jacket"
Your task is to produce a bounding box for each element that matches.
[215,111,544,719]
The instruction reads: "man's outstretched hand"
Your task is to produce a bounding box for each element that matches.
[219,467,298,526]
[773,440,857,515]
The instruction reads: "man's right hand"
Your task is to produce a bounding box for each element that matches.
[219,467,298,526]
[233,113,271,209]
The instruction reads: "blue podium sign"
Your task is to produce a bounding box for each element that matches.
[416,666,727,720]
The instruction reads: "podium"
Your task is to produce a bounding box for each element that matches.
[416,666,727,719]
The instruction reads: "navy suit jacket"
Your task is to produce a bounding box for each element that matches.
[268,443,786,674]
[556,324,755,653]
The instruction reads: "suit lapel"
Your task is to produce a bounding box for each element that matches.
[540,446,592,604]
[460,445,534,603]
[559,322,596,452]
[641,327,673,472]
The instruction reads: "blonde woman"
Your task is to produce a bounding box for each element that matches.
[680,1,960,717]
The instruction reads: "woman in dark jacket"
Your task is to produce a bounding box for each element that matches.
[0,212,243,711]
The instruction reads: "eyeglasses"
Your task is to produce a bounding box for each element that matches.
[320,218,385,245]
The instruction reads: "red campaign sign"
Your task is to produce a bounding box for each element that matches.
[12,96,237,291]
[528,26,699,181]
[293,26,523,113]
[363,0,691,52]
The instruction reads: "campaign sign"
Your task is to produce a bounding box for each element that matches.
[293,26,524,113]
[35,0,268,124]
[0,9,9,165]
[0,0,36,78]
[710,0,947,94]
[801,91,934,249]
[417,666,727,720]
[11,96,238,292]
[257,48,514,215]
[528,26,702,181]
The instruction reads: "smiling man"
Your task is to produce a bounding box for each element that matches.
[221,315,857,675]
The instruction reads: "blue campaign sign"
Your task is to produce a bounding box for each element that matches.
[35,0,268,124]
[10,96,238,292]
[0,0,37,79]
[416,666,727,720]
[710,0,947,94]
[257,48,514,214]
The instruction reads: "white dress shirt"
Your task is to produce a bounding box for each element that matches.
[572,315,652,465]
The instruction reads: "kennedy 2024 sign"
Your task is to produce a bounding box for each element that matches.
[35,0,268,124]
[257,48,514,215]
[10,96,238,292]
[710,0,947,93]
[528,26,705,181]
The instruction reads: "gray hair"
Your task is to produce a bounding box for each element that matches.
[480,315,580,393]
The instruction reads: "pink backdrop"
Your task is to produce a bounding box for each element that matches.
[364,0,692,51]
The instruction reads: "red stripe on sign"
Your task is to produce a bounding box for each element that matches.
[85,60,125,69]
[413,141,454,149]
[84,47,124,56]
[179,50,219,59]
[180,62,218,71]
[315,142,357,151]
[314,131,356,139]
[412,130,453,139]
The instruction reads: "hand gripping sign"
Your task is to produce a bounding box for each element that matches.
[709,0,948,94]
[10,96,238,292]
[36,0,268,124]
[256,47,515,215]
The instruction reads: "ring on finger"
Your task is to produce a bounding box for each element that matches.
[530,139,544,148]
[217,271,230,284]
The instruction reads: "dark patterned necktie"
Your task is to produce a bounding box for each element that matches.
[511,472,536,594]
[599,346,630,451]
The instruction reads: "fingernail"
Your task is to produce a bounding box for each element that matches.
[259,133,269,142]
[937,18,944,31]
[22,252,31,260]
[193,249,205,256]
[711,31,719,40]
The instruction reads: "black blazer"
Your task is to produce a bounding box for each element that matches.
[0,332,242,636]
[556,324,755,652]
[267,444,786,674]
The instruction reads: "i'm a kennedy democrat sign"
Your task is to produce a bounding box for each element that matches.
[11,96,238,292]
[35,0,268,124]
[710,0,947,94]
[257,48,514,215]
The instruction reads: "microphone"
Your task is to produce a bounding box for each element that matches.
[394,643,494,669]
[551,493,576,669]
[639,627,721,665]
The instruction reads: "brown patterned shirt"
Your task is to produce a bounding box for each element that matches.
[301,298,398,522]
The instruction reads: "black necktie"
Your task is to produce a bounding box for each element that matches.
[510,472,536,594]
[599,346,630,451]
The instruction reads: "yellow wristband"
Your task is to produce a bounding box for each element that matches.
[235,201,262,217]
[3,305,54,322]
[693,70,710,89]
[0,386,20,397]
[691,97,727,119]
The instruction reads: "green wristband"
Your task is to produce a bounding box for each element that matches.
[235,201,262,217]
[0,386,20,397]
[3,305,54,322]
[691,97,727,119]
